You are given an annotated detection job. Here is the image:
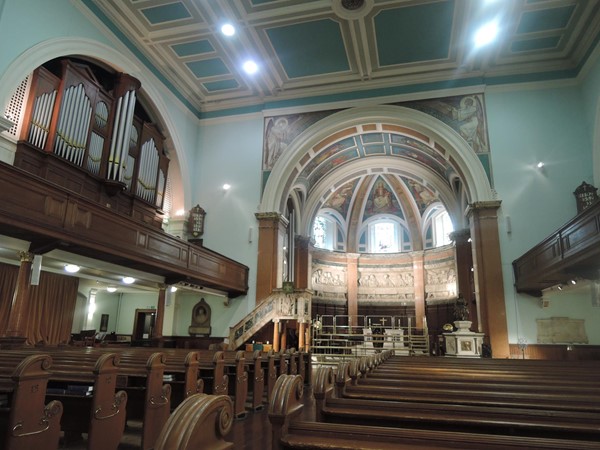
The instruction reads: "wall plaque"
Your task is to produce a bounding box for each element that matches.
[574,181,599,214]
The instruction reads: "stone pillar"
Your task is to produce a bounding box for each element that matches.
[273,320,280,352]
[467,201,509,359]
[2,251,34,343]
[411,251,425,330]
[346,253,360,330]
[298,321,305,350]
[255,212,289,304]
[294,236,312,290]
[153,285,166,339]
[450,229,477,331]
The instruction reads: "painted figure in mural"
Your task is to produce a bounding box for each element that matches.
[264,117,290,169]
[373,180,393,211]
[457,96,488,154]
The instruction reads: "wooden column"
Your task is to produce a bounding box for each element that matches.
[346,253,360,330]
[2,251,34,343]
[273,320,280,352]
[450,229,477,331]
[294,236,312,289]
[411,251,425,330]
[153,285,166,339]
[467,201,509,358]
[255,212,289,304]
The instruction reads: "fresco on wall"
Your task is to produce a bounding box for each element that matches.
[261,93,491,192]
[401,177,438,214]
[363,177,402,219]
[263,110,340,171]
[322,179,359,217]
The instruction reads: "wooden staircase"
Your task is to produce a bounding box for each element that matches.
[228,289,312,350]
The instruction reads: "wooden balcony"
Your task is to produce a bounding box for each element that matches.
[0,160,248,297]
[513,201,600,297]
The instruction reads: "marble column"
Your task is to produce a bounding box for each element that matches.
[346,253,360,330]
[411,251,425,330]
[467,201,509,358]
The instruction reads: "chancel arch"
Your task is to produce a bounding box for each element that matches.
[259,104,510,357]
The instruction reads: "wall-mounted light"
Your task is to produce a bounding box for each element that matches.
[65,264,80,273]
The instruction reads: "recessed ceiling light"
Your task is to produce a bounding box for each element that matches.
[122,276,135,284]
[106,286,117,293]
[221,23,235,36]
[64,264,80,273]
[474,20,499,48]
[242,60,258,75]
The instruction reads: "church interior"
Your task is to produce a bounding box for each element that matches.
[1,0,600,448]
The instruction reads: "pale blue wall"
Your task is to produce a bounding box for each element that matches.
[193,116,264,326]
[486,84,596,344]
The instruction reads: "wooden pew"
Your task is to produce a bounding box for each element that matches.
[196,350,228,396]
[0,353,63,450]
[224,350,264,411]
[269,374,600,450]
[340,358,600,413]
[222,350,248,418]
[314,365,600,441]
[154,394,233,450]
[264,350,278,404]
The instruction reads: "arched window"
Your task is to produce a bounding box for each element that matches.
[312,215,336,250]
[424,205,453,248]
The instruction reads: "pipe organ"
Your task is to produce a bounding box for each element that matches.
[18,59,169,217]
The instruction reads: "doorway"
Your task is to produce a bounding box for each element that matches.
[133,309,156,340]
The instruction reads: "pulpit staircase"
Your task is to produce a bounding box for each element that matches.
[228,289,312,350]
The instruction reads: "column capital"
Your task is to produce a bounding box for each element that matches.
[466,200,502,217]
[294,235,313,248]
[255,212,289,226]
[449,228,470,243]
[17,251,34,263]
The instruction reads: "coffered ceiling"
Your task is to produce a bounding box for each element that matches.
[80,0,600,117]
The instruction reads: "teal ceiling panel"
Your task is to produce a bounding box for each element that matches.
[517,5,576,34]
[266,19,349,78]
[203,79,240,92]
[186,58,230,78]
[141,2,191,25]
[375,1,455,66]
[172,40,214,57]
[511,36,561,52]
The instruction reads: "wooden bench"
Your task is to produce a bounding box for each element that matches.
[314,365,600,441]
[221,350,249,418]
[196,350,228,396]
[269,374,600,450]
[224,350,264,411]
[0,353,63,450]
[154,393,233,450]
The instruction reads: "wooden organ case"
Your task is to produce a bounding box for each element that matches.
[14,59,169,228]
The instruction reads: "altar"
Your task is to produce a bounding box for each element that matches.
[443,321,485,358]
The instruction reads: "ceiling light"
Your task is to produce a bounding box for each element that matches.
[64,264,80,273]
[170,286,178,293]
[537,161,545,169]
[474,20,499,48]
[106,286,117,293]
[570,279,577,285]
[222,183,231,190]
[557,285,563,291]
[221,23,235,36]
[242,60,258,75]
[122,276,135,284]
